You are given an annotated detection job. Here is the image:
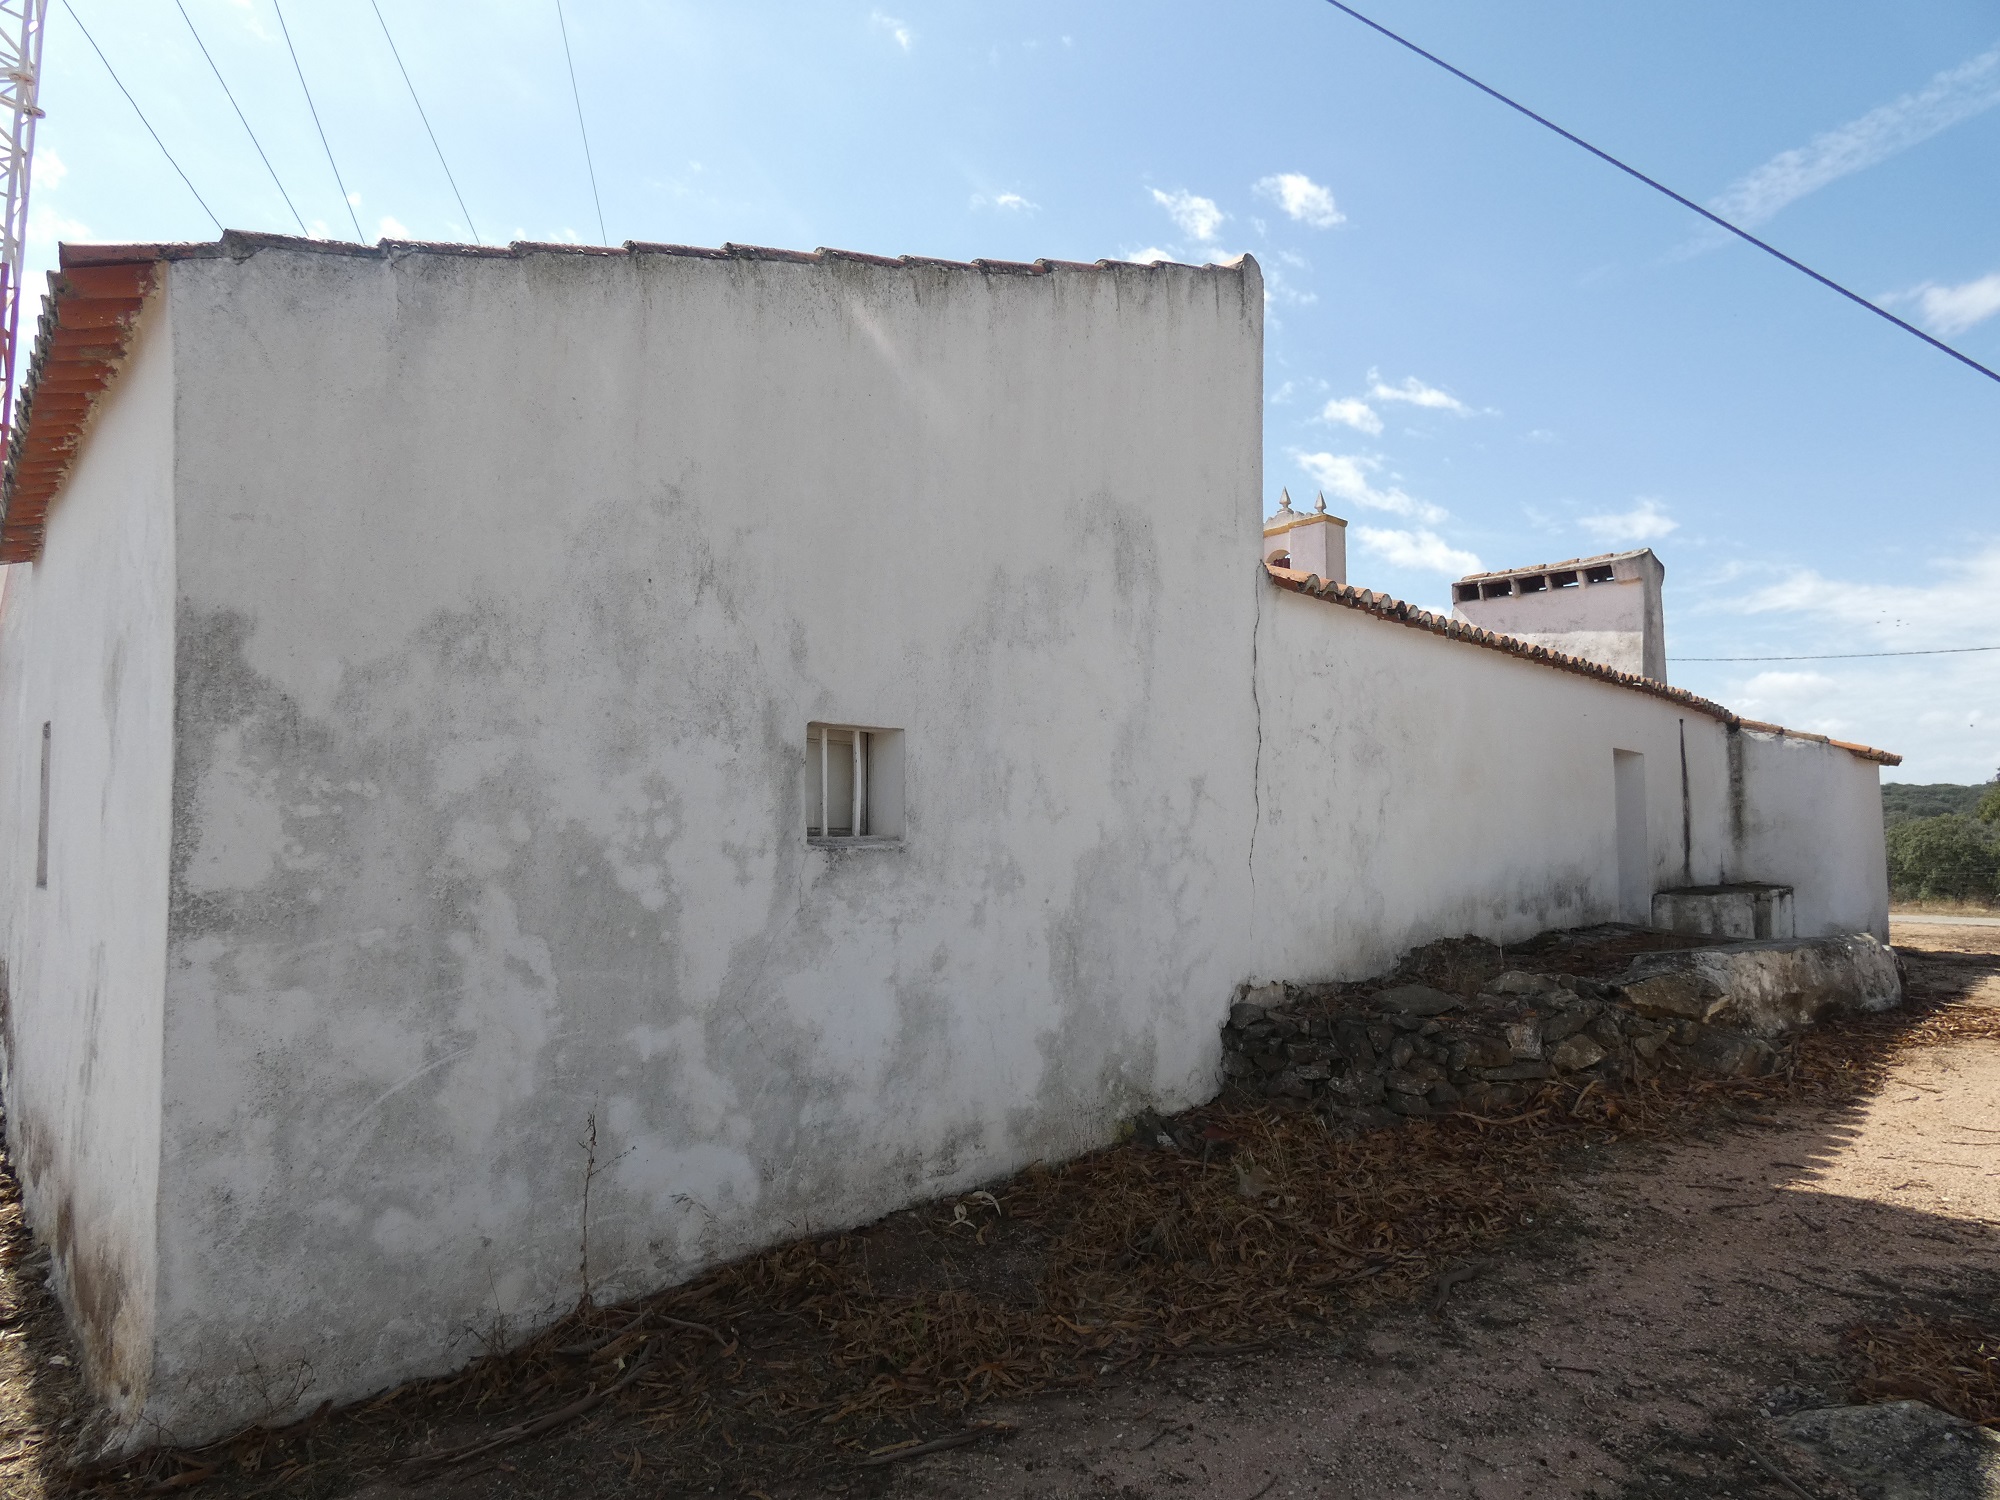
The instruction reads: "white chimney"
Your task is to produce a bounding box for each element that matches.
[1450,549,1668,681]
[1263,489,1346,586]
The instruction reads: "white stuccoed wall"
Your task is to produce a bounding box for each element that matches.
[1250,583,1887,984]
[144,244,1265,1439]
[0,237,1892,1448]
[1452,551,1667,681]
[0,295,175,1424]
[1728,726,1889,938]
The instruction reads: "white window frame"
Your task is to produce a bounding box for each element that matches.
[806,723,903,847]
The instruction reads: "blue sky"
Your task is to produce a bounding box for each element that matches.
[22,0,2000,780]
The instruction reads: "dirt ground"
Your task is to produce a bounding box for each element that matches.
[1,918,1995,1499]
[825,918,2000,1500]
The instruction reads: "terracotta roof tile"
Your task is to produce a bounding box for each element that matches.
[0,256,159,562]
[1456,548,1658,583]
[1266,564,1899,766]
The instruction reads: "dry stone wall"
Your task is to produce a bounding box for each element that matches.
[1220,929,1902,1131]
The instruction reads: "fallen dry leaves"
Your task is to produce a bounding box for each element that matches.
[1843,1315,2000,1428]
[24,939,2000,1497]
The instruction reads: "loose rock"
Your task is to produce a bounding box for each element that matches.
[1375,984,1461,1016]
[1778,1400,2000,1500]
[1547,1033,1608,1072]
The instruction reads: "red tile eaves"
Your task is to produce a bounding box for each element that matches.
[1266,564,1900,767]
[1,253,160,562]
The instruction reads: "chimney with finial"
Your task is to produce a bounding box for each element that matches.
[1262,488,1346,585]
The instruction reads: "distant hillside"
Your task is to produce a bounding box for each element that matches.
[1882,782,1994,827]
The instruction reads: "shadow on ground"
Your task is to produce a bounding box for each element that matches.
[0,923,1995,1499]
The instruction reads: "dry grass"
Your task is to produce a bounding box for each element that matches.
[1843,1315,2000,1428]
[21,943,2000,1497]
[75,1102,1557,1495]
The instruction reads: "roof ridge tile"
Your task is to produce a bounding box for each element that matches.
[1263,562,1898,765]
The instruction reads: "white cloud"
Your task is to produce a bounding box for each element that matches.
[1740,670,1839,698]
[871,11,913,50]
[347,191,362,207]
[222,0,273,40]
[1734,545,2000,646]
[1730,671,1848,735]
[1709,44,2000,226]
[1578,498,1678,546]
[1891,270,2000,337]
[378,215,412,240]
[1125,246,1177,265]
[1258,260,1315,302]
[1683,545,2000,777]
[27,204,90,251]
[32,148,66,191]
[1354,525,1481,576]
[1294,451,1449,525]
[1367,371,1467,413]
[971,190,1038,213]
[1319,398,1382,435]
[1253,172,1344,229]
[1149,188,1224,242]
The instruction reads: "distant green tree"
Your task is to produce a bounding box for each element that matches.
[1881,781,1992,827]
[1886,814,1998,903]
[1979,781,2000,825]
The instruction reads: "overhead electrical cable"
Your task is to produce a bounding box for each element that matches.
[271,0,365,243]
[368,0,479,244]
[554,0,606,245]
[1317,0,2000,390]
[1673,644,2000,662]
[60,0,222,232]
[174,0,307,236]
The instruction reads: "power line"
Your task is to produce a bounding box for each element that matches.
[60,0,221,232]
[368,0,479,244]
[271,0,364,243]
[1673,645,2000,662]
[174,0,306,237]
[1317,0,2000,390]
[554,0,606,245]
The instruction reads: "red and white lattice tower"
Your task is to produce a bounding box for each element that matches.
[0,0,46,464]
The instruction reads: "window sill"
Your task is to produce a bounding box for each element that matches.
[808,836,905,852]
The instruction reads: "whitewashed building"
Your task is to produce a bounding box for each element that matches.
[1450,548,1669,681]
[0,232,1895,1447]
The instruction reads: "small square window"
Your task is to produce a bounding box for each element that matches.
[1584,564,1616,585]
[806,724,904,845]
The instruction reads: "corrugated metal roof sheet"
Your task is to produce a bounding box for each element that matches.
[1266,562,1900,766]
